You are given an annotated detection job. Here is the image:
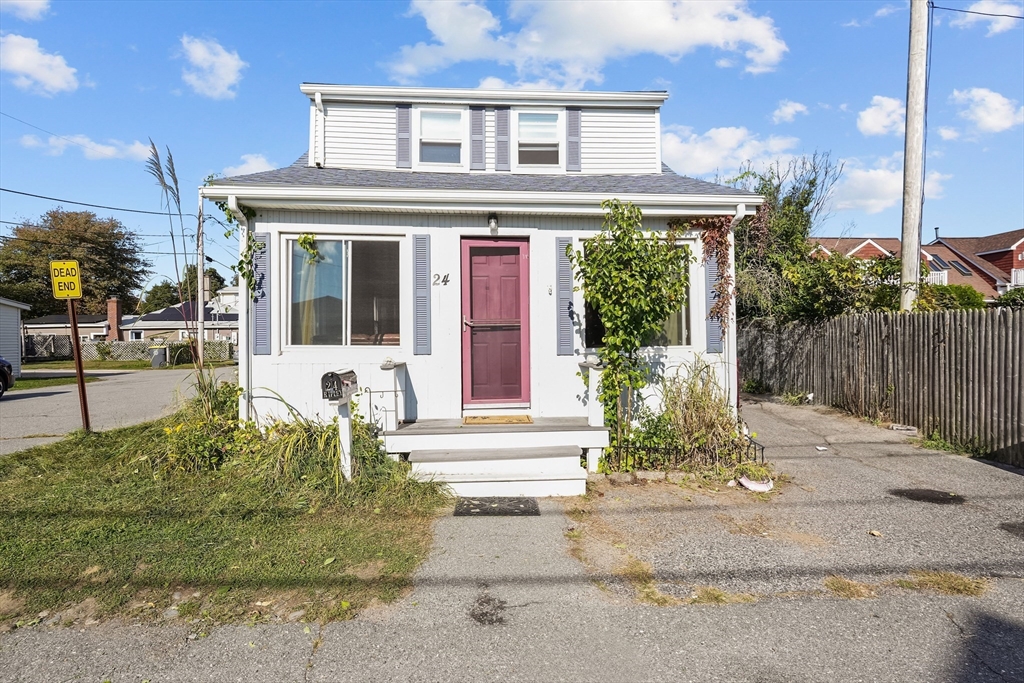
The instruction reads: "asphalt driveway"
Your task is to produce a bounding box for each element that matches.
[1,398,1021,682]
[0,367,236,455]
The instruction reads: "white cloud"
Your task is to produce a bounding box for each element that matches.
[951,87,1024,133]
[389,0,787,88]
[0,0,49,20]
[661,125,798,176]
[949,1,1023,36]
[857,95,905,136]
[0,34,77,95]
[179,35,247,99]
[937,126,960,140]
[772,99,808,124]
[875,4,905,18]
[223,154,274,176]
[19,132,148,160]
[836,154,951,214]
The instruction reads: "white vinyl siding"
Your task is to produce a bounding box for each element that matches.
[0,303,22,378]
[323,104,397,170]
[580,108,660,174]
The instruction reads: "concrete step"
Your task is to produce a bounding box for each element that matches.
[412,470,588,498]
[410,446,583,477]
[385,421,608,454]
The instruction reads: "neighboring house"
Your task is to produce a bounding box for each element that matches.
[809,236,1000,301]
[201,84,762,497]
[930,228,1024,297]
[23,313,114,341]
[124,289,240,343]
[0,297,31,378]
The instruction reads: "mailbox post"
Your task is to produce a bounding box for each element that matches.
[321,370,358,481]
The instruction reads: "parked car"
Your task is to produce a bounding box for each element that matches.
[0,355,13,398]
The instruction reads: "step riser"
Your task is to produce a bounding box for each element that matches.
[412,456,583,477]
[444,479,587,498]
[386,430,608,454]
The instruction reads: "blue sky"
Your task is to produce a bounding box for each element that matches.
[1,0,1022,289]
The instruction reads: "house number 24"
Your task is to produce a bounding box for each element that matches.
[432,274,450,286]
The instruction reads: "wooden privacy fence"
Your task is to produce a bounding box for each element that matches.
[738,309,1024,468]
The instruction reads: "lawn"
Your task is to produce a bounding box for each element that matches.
[0,406,447,629]
[23,359,238,371]
[9,376,101,391]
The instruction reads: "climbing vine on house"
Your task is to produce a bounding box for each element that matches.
[567,200,692,446]
[671,215,735,329]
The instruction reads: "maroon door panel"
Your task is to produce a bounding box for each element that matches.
[462,240,530,404]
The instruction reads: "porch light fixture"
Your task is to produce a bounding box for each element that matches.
[488,213,499,234]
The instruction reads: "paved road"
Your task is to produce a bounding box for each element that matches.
[0,368,236,455]
[1,400,1022,682]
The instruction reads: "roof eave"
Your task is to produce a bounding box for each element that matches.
[298,84,669,108]
[200,185,761,217]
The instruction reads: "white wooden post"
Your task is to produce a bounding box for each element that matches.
[579,357,604,473]
[338,400,352,481]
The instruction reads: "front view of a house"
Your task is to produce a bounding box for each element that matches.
[202,84,760,497]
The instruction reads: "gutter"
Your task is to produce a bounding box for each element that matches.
[227,195,253,422]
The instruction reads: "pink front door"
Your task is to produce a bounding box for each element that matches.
[461,238,530,405]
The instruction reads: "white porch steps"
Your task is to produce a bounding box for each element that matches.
[409,446,587,497]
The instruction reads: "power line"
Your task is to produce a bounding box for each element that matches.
[0,111,131,160]
[0,187,195,217]
[931,3,1024,20]
[0,233,189,256]
[0,218,197,240]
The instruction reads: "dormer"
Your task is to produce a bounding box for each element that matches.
[301,85,667,175]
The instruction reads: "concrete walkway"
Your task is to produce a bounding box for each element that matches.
[1,400,1022,681]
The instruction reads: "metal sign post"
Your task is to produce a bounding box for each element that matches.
[50,260,90,431]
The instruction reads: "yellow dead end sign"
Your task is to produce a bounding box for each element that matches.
[50,260,83,299]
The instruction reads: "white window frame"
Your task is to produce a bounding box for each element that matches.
[89,332,105,341]
[511,108,565,173]
[284,235,404,349]
[178,330,195,341]
[129,330,144,341]
[412,106,470,171]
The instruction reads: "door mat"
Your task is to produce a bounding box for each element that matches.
[463,415,533,425]
[454,497,540,516]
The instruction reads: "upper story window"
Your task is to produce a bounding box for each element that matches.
[517,112,559,165]
[419,110,463,164]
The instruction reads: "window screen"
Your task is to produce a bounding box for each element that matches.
[351,241,400,346]
[290,240,346,345]
[420,111,462,164]
[518,112,559,165]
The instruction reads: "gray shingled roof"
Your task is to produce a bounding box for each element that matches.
[210,154,756,197]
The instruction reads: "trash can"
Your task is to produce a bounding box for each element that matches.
[148,345,167,368]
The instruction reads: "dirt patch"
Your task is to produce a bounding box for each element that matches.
[716,513,827,547]
[0,590,25,618]
[688,586,756,605]
[469,592,506,625]
[614,557,680,606]
[889,488,965,505]
[346,560,386,582]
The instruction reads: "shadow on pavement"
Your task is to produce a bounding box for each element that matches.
[952,610,1024,682]
[0,391,69,401]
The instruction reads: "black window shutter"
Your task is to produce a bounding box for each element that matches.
[705,258,723,354]
[252,232,271,356]
[470,107,485,170]
[495,107,510,171]
[566,108,581,172]
[556,237,574,356]
[396,104,411,169]
[413,234,431,355]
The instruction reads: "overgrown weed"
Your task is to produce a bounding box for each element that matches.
[893,571,987,596]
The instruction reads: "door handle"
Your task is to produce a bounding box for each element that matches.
[462,315,476,331]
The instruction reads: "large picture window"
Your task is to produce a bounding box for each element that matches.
[290,239,400,346]
[419,110,462,164]
[518,112,559,165]
[583,259,691,348]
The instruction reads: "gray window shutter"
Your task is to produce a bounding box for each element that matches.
[470,107,485,170]
[413,234,431,355]
[396,104,411,169]
[495,107,510,171]
[556,237,574,356]
[705,258,723,354]
[566,108,581,172]
[252,232,271,356]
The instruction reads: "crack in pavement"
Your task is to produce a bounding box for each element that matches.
[945,610,1013,682]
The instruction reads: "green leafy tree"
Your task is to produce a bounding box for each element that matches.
[995,287,1024,309]
[182,264,226,300]
[0,209,151,316]
[140,280,181,313]
[567,200,692,447]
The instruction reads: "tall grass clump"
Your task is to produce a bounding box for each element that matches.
[130,374,448,512]
[622,356,769,479]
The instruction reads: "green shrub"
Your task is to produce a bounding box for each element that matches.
[996,288,1024,309]
[741,377,771,394]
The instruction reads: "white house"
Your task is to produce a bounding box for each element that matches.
[201,84,761,497]
[0,296,31,379]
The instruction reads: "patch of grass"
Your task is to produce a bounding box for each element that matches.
[0,378,448,628]
[894,571,987,596]
[917,431,984,457]
[741,378,770,394]
[23,360,236,371]
[688,586,755,605]
[780,391,805,406]
[9,376,101,391]
[615,557,679,606]
[824,575,876,599]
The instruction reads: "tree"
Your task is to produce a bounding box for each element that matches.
[0,209,151,316]
[995,287,1024,309]
[568,200,691,446]
[139,280,181,313]
[182,264,226,300]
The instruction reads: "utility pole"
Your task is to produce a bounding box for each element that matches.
[900,0,929,311]
[197,196,205,366]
